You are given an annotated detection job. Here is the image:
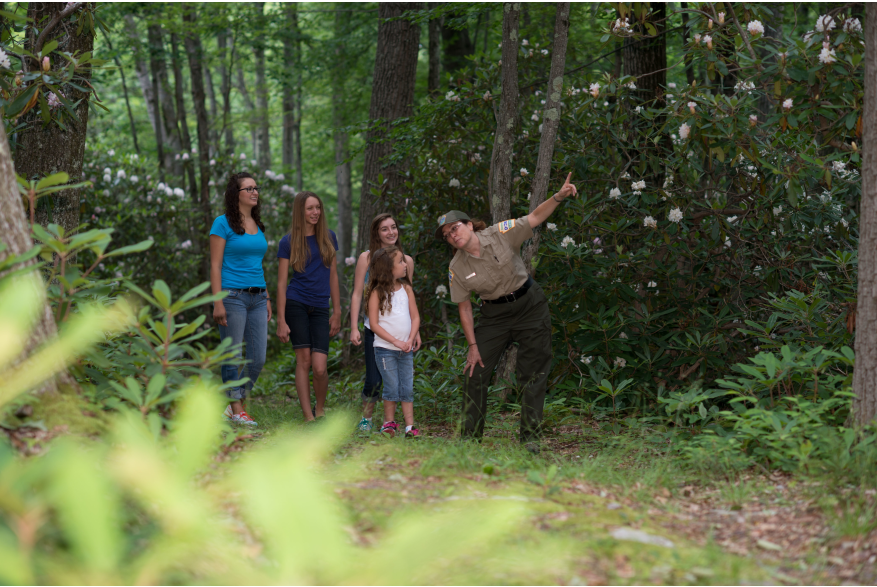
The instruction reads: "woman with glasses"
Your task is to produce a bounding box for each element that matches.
[275,191,341,422]
[210,172,270,427]
[435,173,578,453]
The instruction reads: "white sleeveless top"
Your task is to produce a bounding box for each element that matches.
[373,285,412,350]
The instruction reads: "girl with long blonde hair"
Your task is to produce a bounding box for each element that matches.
[276,191,341,422]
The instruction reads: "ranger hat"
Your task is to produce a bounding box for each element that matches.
[435,210,472,240]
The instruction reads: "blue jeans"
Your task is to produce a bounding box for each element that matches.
[374,347,414,403]
[361,327,383,403]
[217,289,268,400]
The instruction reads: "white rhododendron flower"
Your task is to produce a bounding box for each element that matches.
[560,236,575,249]
[174,188,185,197]
[589,82,600,98]
[449,178,460,188]
[818,42,836,64]
[632,180,646,191]
[749,114,758,126]
[435,284,448,298]
[773,205,782,215]
[130,175,139,184]
[547,223,557,232]
[180,240,192,250]
[815,14,835,33]
[0,48,11,69]
[643,216,657,229]
[747,21,764,36]
[832,161,846,172]
[648,281,657,288]
[693,34,701,45]
[687,101,696,113]
[609,187,621,199]
[703,35,713,49]
[520,168,529,177]
[619,332,628,339]
[718,12,725,24]
[345,257,357,267]
[735,80,755,93]
[614,357,626,369]
[843,18,862,35]
[102,173,111,183]
[581,355,593,365]
[47,92,63,108]
[668,208,683,223]
[783,98,793,110]
[541,49,548,56]
[164,186,174,197]
[116,169,126,179]
[209,159,216,166]
[679,123,691,139]
[483,90,491,101]
[522,39,529,46]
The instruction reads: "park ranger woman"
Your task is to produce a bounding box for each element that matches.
[436,173,578,453]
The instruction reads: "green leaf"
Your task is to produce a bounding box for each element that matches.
[104,239,154,258]
[40,39,58,56]
[152,280,173,309]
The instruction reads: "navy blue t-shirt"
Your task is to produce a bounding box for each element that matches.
[277,231,338,307]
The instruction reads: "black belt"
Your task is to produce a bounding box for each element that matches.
[234,287,266,294]
[482,276,534,305]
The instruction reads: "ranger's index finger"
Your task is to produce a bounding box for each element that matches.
[565,172,573,185]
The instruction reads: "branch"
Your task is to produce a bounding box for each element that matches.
[724,3,762,71]
[34,2,83,56]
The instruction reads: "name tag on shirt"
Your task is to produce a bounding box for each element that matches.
[466,272,476,279]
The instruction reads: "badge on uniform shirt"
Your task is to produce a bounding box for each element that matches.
[438,214,447,226]
[448,269,454,285]
[497,219,515,233]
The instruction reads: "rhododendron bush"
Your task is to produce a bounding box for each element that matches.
[393,5,863,409]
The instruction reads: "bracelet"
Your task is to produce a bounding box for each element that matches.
[553,194,562,203]
[469,342,478,347]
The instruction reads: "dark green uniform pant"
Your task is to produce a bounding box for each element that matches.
[461,282,552,442]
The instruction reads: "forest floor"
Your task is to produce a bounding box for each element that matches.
[208,357,877,586]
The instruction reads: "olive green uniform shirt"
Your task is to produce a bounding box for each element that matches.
[449,216,534,303]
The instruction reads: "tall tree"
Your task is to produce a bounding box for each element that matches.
[356,2,422,253]
[282,3,296,171]
[487,2,520,225]
[101,28,140,154]
[851,2,877,427]
[293,5,304,191]
[126,14,162,165]
[622,2,666,105]
[253,2,271,168]
[170,32,198,211]
[217,28,235,153]
[442,7,473,76]
[0,124,63,396]
[333,6,353,260]
[182,4,214,285]
[147,22,182,172]
[15,2,93,235]
[427,3,442,95]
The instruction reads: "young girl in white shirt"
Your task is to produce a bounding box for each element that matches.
[367,246,421,438]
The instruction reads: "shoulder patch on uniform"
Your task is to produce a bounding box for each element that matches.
[438,214,447,226]
[448,269,455,285]
[497,219,516,233]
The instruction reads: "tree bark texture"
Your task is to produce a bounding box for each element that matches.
[442,8,473,76]
[497,2,569,400]
[282,3,296,171]
[15,2,93,237]
[218,29,235,153]
[622,2,666,105]
[293,4,304,192]
[356,2,422,253]
[680,2,695,86]
[851,3,877,427]
[487,2,520,225]
[101,28,140,154]
[148,23,182,174]
[126,15,161,158]
[182,4,213,286]
[170,32,198,219]
[253,2,271,169]
[428,4,442,95]
[334,6,353,260]
[0,124,60,396]
[235,67,258,159]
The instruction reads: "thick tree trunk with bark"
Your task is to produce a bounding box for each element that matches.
[442,8,473,76]
[0,125,61,396]
[334,7,353,260]
[15,3,93,236]
[356,2,421,253]
[623,2,666,105]
[851,3,877,428]
[497,2,570,400]
[487,2,520,225]
[182,4,213,286]
[428,4,442,95]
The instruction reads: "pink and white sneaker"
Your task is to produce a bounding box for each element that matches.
[231,411,258,427]
[380,421,398,438]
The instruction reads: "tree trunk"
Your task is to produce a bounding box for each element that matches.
[15,2,92,236]
[851,3,877,428]
[334,6,353,260]
[356,2,422,253]
[622,2,666,105]
[253,2,271,169]
[182,4,213,286]
[148,23,182,174]
[0,122,63,396]
[428,3,442,95]
[101,28,140,154]
[441,7,473,77]
[293,4,304,192]
[282,4,296,171]
[235,68,258,160]
[126,15,161,158]
[680,2,695,86]
[170,32,198,219]
[204,65,220,156]
[487,2,520,225]
[499,2,570,401]
[218,29,235,153]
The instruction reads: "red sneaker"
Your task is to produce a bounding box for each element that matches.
[232,411,258,427]
[380,421,398,438]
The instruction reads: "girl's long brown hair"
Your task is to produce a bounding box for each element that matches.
[287,191,335,273]
[223,172,265,234]
[368,246,410,316]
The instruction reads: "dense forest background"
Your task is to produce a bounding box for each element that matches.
[3,2,877,584]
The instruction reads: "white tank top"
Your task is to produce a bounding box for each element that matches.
[372,285,412,350]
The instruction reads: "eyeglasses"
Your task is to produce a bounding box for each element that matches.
[238,186,261,194]
[442,222,464,240]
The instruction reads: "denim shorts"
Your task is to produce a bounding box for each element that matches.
[374,347,414,403]
[285,299,330,354]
